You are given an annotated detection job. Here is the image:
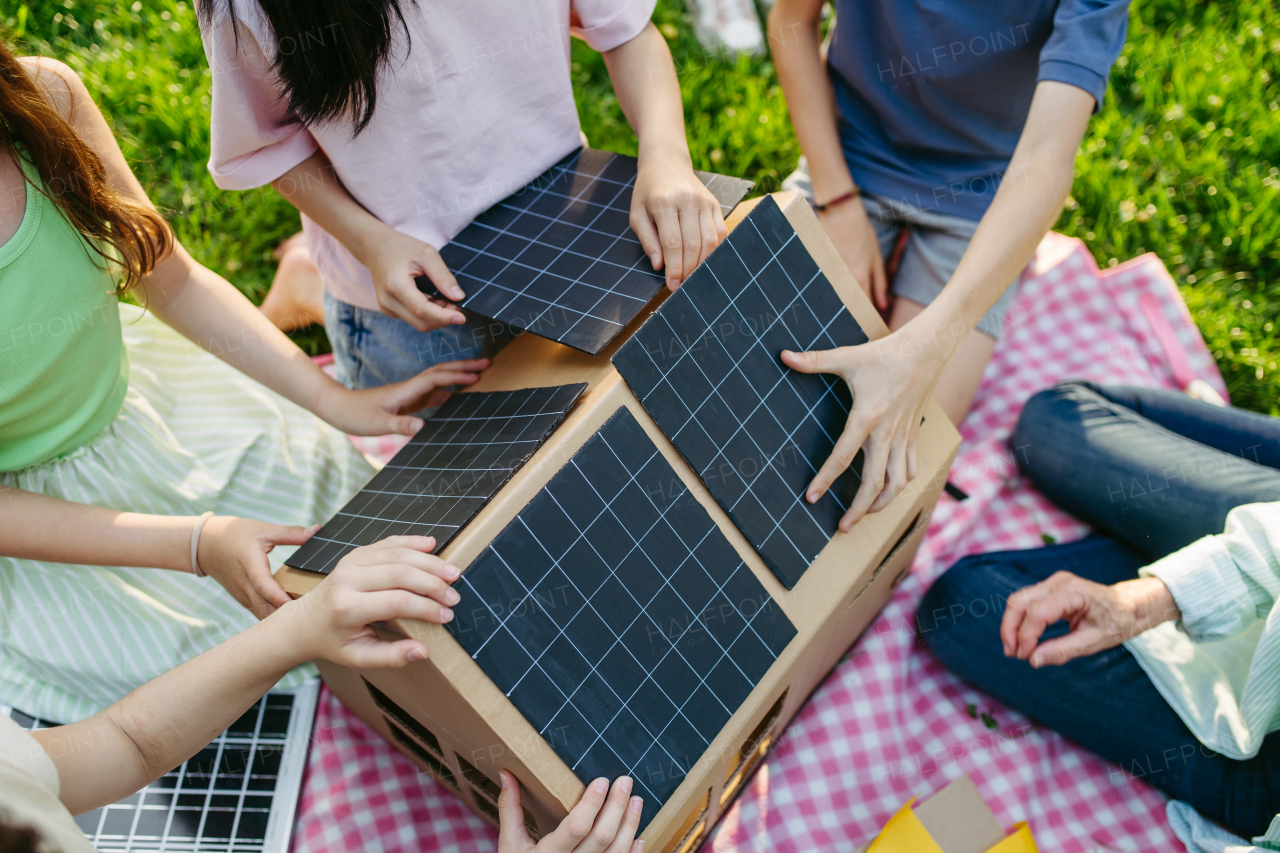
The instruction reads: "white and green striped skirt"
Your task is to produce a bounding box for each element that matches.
[0,304,373,723]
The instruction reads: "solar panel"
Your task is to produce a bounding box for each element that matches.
[422,148,754,355]
[446,408,796,830]
[611,196,870,589]
[692,169,758,218]
[288,385,586,575]
[6,680,319,853]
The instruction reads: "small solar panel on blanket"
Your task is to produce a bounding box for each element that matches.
[5,681,318,853]
[277,191,961,852]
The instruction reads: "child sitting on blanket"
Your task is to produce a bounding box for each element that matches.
[198,0,725,391]
[921,381,1280,848]
[0,538,645,853]
[0,44,485,724]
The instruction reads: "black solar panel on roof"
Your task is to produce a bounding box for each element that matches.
[612,196,870,589]
[288,385,585,575]
[420,148,754,355]
[446,408,796,831]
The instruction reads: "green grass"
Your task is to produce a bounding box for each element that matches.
[7,0,1278,411]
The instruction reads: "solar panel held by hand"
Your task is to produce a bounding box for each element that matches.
[420,149,754,355]
[612,196,870,589]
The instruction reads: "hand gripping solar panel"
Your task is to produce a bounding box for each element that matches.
[420,148,754,356]
[288,385,586,575]
[611,195,871,589]
[445,408,797,831]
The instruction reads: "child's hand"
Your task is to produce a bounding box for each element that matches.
[781,332,940,531]
[816,198,890,311]
[498,772,643,853]
[362,227,468,332]
[632,153,727,291]
[317,358,490,436]
[283,536,461,668]
[199,516,319,618]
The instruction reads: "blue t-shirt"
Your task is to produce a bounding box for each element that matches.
[827,0,1131,220]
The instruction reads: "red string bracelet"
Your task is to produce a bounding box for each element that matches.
[813,187,861,213]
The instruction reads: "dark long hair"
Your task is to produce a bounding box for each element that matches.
[0,39,173,292]
[198,0,415,135]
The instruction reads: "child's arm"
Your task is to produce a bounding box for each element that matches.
[497,771,643,853]
[781,81,1096,531]
[24,57,484,432]
[268,151,470,333]
[0,485,310,615]
[141,238,487,433]
[603,23,727,291]
[769,0,889,308]
[31,536,460,815]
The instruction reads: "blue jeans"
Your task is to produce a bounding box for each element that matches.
[919,381,1280,838]
[323,291,515,391]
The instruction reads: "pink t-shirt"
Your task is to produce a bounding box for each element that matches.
[202,0,656,311]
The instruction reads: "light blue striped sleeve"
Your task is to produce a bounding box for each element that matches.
[1140,502,1280,643]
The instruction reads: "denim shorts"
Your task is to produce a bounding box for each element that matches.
[782,158,1020,338]
[322,290,515,391]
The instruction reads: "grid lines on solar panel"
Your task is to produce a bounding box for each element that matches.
[426,148,752,355]
[446,408,796,830]
[611,196,870,589]
[289,384,586,575]
[12,691,304,852]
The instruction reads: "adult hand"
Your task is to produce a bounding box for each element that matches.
[498,771,643,853]
[1001,572,1181,668]
[198,516,319,619]
[282,536,462,668]
[816,197,889,311]
[316,358,490,436]
[361,227,467,332]
[781,335,941,531]
[631,152,727,290]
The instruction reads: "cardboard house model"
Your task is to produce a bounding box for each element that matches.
[278,170,961,853]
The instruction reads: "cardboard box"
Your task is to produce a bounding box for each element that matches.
[854,775,1038,853]
[278,192,961,852]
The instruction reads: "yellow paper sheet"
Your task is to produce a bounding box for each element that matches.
[865,798,945,853]
[985,823,1039,853]
[866,801,1039,853]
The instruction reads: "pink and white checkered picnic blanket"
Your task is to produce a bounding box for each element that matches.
[296,233,1226,853]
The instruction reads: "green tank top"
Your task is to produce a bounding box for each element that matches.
[0,159,129,471]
